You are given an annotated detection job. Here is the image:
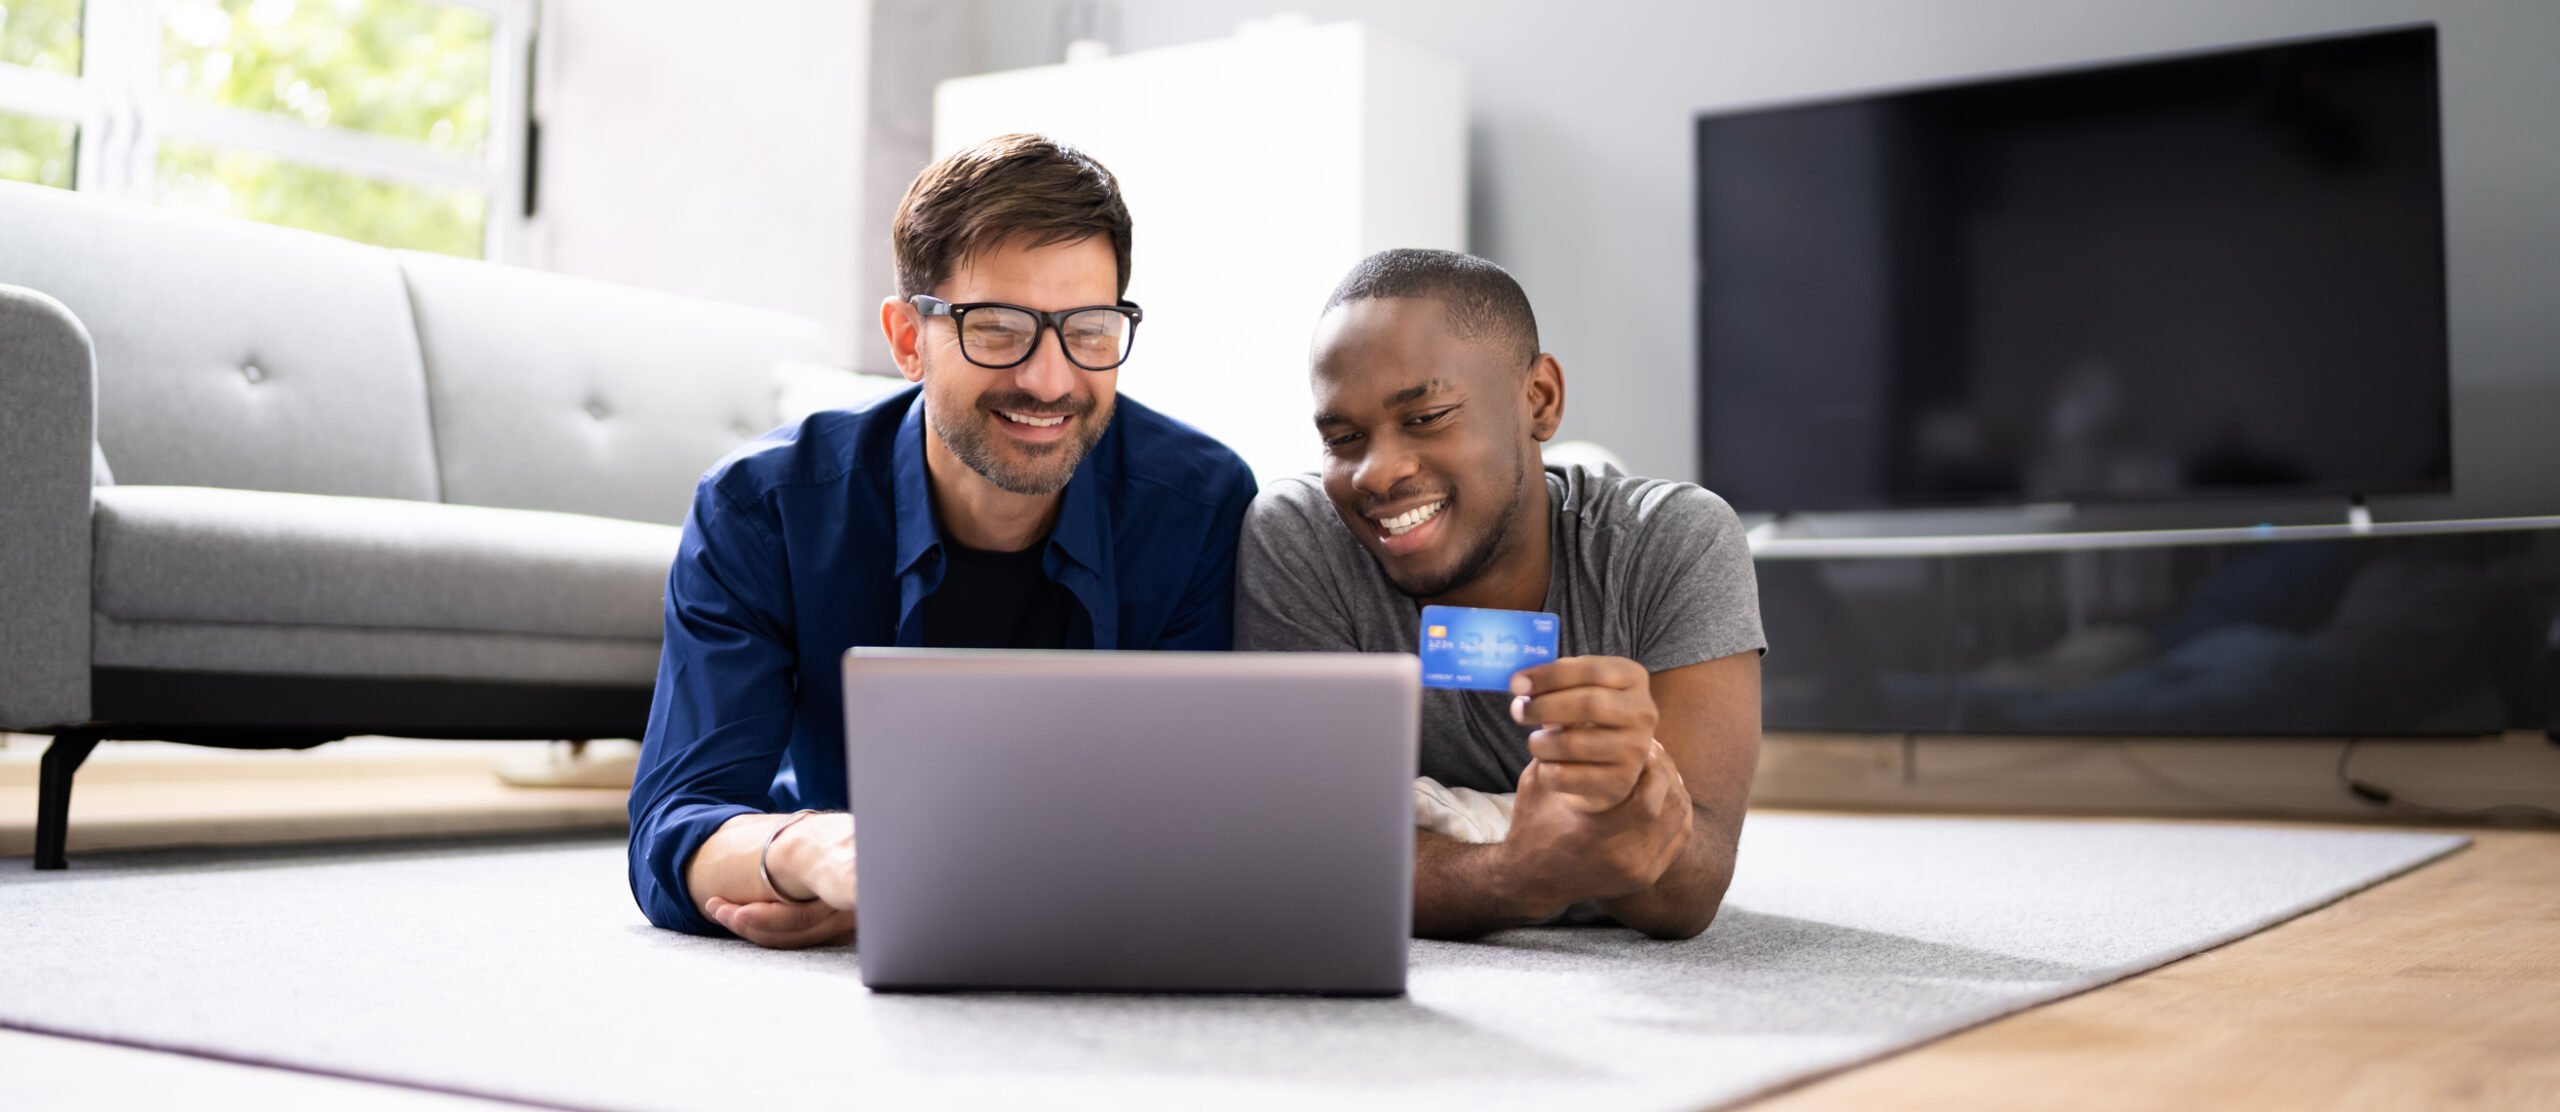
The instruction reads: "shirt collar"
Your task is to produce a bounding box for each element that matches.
[891,399,939,576]
[1047,424,1113,574]
[890,393,1115,576]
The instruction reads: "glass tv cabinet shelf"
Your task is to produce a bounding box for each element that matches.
[1752,516,2560,737]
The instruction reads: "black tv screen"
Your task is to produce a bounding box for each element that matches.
[1695,26,2449,512]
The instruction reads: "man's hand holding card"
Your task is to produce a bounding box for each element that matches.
[1416,608,1694,912]
[1509,655,1681,814]
[1508,655,1694,907]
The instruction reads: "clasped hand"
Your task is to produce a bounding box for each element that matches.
[708,811,859,949]
[1500,656,1693,913]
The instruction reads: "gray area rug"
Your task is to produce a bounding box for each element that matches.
[0,815,2463,1111]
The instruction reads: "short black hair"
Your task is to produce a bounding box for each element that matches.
[1320,248,1539,365]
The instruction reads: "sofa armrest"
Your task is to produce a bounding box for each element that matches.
[0,284,96,729]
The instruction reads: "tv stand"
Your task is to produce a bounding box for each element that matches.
[1753,514,2560,737]
[1751,513,2557,560]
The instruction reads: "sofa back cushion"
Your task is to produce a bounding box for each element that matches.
[397,251,834,526]
[0,182,441,500]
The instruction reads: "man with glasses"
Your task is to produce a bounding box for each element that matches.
[628,134,1257,947]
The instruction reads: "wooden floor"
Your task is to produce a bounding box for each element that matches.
[0,736,629,857]
[1759,824,2560,1111]
[3,738,2555,1109]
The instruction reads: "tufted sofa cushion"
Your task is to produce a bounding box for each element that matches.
[0,181,856,729]
[398,251,836,527]
[0,183,441,501]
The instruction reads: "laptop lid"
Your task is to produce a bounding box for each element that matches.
[842,648,1419,995]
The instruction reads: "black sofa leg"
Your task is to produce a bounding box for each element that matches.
[35,731,103,870]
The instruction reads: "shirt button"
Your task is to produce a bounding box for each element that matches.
[584,400,610,421]
[241,363,266,384]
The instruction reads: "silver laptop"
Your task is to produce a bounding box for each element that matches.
[841,648,1419,995]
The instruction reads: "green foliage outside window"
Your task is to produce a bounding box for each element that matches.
[0,0,83,75]
[0,0,83,188]
[2,0,502,256]
[152,0,497,256]
[0,110,75,187]
[158,139,486,257]
[161,0,492,152]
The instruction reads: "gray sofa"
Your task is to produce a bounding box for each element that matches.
[0,181,884,867]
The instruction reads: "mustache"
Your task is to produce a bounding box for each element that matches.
[979,390,1095,419]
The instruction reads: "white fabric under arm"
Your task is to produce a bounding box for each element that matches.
[1413,777,1516,844]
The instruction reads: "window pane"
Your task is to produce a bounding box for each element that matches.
[157,140,486,257]
[0,0,83,75]
[161,0,492,154]
[0,110,75,187]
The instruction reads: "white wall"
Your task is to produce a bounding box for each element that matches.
[856,1,984,373]
[537,0,872,364]
[933,23,1466,480]
[974,0,2560,525]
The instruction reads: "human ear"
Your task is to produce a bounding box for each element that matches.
[1525,354,1565,442]
[880,297,926,384]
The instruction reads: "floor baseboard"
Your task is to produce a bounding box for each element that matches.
[1753,730,2560,823]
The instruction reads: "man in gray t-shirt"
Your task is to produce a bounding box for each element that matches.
[1237,249,1766,940]
[1243,463,1764,791]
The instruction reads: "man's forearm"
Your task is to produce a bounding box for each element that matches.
[1595,804,1735,940]
[1412,830,1568,938]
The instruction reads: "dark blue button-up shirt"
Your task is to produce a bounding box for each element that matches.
[628,385,1257,935]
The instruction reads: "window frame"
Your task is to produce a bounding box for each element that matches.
[0,0,536,261]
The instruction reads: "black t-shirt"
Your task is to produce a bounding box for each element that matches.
[919,542,1077,649]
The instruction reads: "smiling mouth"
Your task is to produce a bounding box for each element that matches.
[1373,500,1446,537]
[995,409,1071,428]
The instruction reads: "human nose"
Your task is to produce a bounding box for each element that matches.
[1012,324,1080,402]
[1351,432,1417,498]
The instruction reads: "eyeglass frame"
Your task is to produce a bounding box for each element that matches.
[908,294,1145,372]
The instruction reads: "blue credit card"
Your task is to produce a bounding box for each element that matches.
[1418,605,1560,692]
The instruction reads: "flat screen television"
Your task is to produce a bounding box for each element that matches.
[1695,26,2449,513]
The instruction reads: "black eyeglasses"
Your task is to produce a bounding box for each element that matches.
[910,295,1144,371]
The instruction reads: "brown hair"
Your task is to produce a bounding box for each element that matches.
[891,133,1134,299]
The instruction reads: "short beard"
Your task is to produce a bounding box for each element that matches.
[922,357,1111,496]
[1391,447,1529,600]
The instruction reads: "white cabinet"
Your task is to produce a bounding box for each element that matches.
[934,22,1467,481]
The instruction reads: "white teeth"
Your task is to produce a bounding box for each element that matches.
[1377,501,1445,536]
[998,410,1067,428]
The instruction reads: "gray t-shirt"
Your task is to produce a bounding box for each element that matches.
[1236,463,1766,793]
